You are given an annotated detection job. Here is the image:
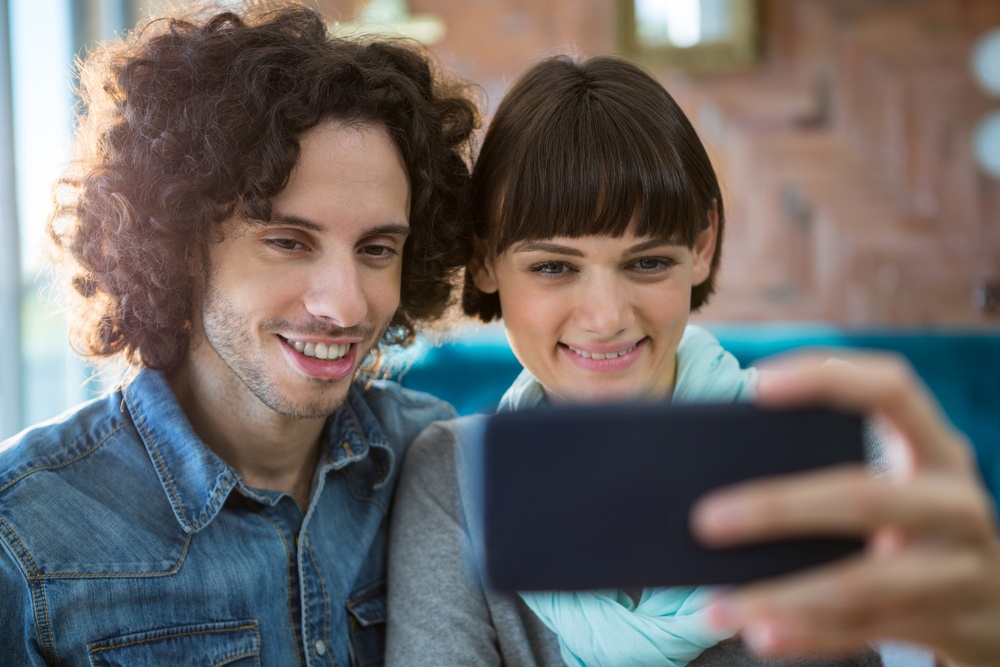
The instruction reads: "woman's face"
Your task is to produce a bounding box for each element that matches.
[473,222,716,403]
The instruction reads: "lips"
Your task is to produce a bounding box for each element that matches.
[279,336,360,381]
[559,338,647,372]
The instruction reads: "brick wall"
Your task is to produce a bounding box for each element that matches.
[319,0,1000,327]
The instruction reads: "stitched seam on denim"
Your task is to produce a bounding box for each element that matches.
[88,623,258,654]
[31,532,191,579]
[343,403,368,454]
[336,469,386,513]
[126,392,189,526]
[211,650,257,667]
[253,507,305,667]
[128,404,232,532]
[184,476,233,532]
[342,401,395,492]
[0,423,129,495]
[32,577,58,667]
[0,515,57,663]
[341,402,387,491]
[305,542,331,658]
[346,584,386,624]
[347,615,357,666]
[0,514,40,577]
[299,536,312,666]
[252,622,262,667]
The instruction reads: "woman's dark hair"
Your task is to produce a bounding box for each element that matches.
[49,1,478,371]
[462,54,723,322]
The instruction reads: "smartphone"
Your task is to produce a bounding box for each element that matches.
[469,401,866,591]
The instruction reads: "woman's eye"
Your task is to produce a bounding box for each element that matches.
[631,257,674,272]
[530,261,568,275]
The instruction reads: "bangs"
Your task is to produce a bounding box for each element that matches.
[479,75,708,255]
[464,54,724,321]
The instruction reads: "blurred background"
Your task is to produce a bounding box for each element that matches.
[1,0,998,493]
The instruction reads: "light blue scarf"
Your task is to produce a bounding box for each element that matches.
[500,325,757,667]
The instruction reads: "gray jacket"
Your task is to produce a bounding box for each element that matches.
[386,417,884,667]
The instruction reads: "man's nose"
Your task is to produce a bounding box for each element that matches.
[302,260,369,328]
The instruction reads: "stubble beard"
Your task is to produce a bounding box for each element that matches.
[200,282,384,420]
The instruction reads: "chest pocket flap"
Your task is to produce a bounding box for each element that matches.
[88,619,259,667]
[347,581,386,667]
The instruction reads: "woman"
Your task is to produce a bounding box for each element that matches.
[386,55,1000,666]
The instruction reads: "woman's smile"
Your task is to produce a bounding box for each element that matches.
[559,338,647,371]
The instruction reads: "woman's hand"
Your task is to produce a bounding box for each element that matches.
[690,351,1000,667]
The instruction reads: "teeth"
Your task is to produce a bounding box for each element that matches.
[287,339,350,360]
[567,343,637,360]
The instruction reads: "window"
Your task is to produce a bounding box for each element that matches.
[1,0,135,441]
[617,0,759,74]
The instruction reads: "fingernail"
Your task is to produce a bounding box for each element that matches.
[743,621,780,653]
[754,368,795,393]
[692,495,742,540]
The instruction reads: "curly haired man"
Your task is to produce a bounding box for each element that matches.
[0,2,477,664]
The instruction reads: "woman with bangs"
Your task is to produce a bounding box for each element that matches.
[387,55,1000,667]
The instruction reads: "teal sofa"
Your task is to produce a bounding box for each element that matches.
[394,324,1000,504]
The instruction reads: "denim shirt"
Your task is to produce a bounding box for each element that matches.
[0,369,454,667]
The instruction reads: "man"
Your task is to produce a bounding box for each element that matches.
[0,2,476,665]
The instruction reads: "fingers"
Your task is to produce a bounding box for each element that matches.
[692,467,996,548]
[753,351,972,476]
[691,349,1000,664]
[707,544,1000,662]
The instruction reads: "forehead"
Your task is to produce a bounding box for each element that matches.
[270,121,410,227]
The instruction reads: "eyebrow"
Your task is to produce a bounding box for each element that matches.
[625,238,680,255]
[264,215,410,238]
[515,241,584,257]
[514,238,680,257]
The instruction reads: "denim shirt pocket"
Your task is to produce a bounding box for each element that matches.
[346,580,386,667]
[88,619,259,667]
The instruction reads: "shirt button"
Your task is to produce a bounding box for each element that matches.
[314,639,327,656]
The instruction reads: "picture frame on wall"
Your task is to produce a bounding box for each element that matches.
[617,0,760,74]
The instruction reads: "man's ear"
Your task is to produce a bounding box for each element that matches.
[469,237,499,294]
[692,200,719,286]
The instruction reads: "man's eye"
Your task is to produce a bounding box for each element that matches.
[268,238,304,251]
[363,245,396,258]
[530,261,567,275]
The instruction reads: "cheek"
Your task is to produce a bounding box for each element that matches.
[231,271,297,309]
[367,265,404,312]
[640,287,692,331]
[498,288,563,346]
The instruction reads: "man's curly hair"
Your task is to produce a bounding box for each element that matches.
[48,1,478,372]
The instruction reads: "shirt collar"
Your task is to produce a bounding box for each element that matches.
[318,381,396,488]
[123,369,396,533]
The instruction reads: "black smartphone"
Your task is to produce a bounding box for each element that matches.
[469,401,866,591]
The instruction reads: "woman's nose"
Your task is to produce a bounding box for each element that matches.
[574,277,634,337]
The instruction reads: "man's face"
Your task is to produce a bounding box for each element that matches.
[192,121,410,418]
